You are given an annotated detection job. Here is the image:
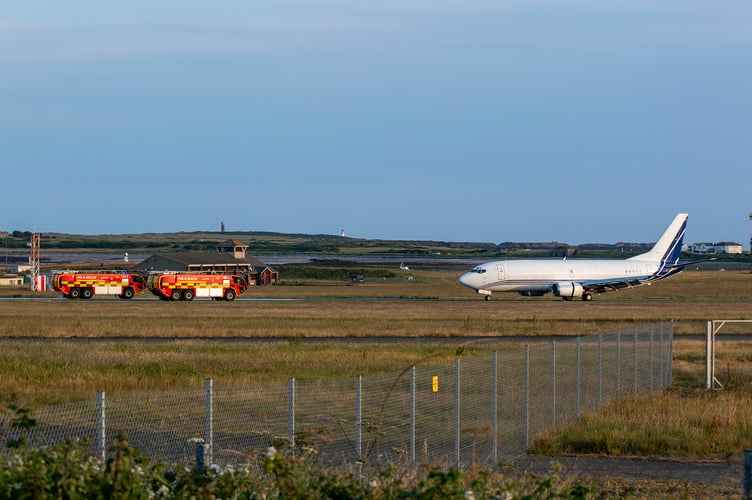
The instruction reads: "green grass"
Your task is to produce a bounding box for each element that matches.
[530,388,752,457]
[530,340,752,458]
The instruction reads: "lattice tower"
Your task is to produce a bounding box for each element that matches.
[30,232,40,291]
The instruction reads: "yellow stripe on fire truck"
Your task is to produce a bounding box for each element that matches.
[63,279,121,286]
[167,282,226,289]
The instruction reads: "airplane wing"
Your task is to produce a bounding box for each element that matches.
[582,256,716,294]
[582,278,646,294]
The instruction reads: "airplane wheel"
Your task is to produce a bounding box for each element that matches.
[484,295,491,301]
[582,293,593,301]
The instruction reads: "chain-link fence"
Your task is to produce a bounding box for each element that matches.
[0,322,673,470]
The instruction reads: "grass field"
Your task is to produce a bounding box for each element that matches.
[1,268,751,462]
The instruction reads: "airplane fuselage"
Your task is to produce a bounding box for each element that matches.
[458,213,689,301]
[459,258,660,294]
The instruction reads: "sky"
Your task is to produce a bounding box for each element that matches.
[2,1,751,246]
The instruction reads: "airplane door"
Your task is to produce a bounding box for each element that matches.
[497,264,504,281]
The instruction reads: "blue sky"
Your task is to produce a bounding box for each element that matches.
[2,1,751,246]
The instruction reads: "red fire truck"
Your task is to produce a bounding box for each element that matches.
[52,272,147,299]
[147,273,247,301]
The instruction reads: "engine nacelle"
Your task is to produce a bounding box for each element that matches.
[551,281,584,298]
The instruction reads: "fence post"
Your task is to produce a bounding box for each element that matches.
[455,358,461,468]
[667,320,674,388]
[551,341,556,428]
[492,351,498,463]
[205,378,213,467]
[616,331,622,398]
[650,325,655,391]
[658,323,663,388]
[288,377,296,455]
[524,345,529,450]
[96,391,105,462]
[195,441,209,470]
[744,449,752,498]
[633,326,638,393]
[706,320,713,390]
[598,334,602,409]
[410,366,416,469]
[576,338,580,419]
[356,375,362,471]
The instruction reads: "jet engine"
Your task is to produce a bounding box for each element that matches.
[551,281,584,299]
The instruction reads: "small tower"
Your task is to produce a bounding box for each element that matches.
[216,240,248,259]
[29,232,40,291]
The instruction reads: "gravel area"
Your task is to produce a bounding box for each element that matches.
[505,454,743,492]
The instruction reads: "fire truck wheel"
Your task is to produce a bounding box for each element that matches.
[69,288,81,299]
[120,288,135,300]
[224,289,236,301]
[170,290,182,301]
[183,290,195,301]
[81,288,94,299]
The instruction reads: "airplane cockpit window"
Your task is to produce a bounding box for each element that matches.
[470,266,486,274]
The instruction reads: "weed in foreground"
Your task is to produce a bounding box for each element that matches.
[0,406,602,499]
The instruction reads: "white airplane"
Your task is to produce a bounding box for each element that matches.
[459,213,691,301]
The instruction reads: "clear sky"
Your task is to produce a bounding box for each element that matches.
[2,1,751,246]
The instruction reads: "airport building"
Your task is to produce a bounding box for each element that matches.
[135,240,279,286]
[686,242,743,255]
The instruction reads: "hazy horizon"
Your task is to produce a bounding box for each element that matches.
[2,2,750,247]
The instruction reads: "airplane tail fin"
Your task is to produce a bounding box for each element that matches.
[628,213,688,264]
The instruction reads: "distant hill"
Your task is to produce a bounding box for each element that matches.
[1,229,702,260]
[2,230,499,257]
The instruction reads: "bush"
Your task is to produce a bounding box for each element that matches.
[0,407,597,499]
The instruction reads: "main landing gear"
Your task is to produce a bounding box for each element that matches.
[562,292,593,302]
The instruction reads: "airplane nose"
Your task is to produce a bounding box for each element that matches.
[458,272,474,288]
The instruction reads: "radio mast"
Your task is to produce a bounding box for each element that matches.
[30,232,40,291]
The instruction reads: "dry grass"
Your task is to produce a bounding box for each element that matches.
[0,341,487,406]
[1,268,751,459]
[1,270,751,339]
[530,339,752,459]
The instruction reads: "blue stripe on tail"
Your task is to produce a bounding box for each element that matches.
[660,218,686,265]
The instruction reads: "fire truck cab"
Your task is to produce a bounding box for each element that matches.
[147,273,247,301]
[52,272,147,299]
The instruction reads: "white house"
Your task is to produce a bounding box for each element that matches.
[689,242,743,255]
[0,275,24,286]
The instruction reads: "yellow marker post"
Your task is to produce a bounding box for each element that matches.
[432,376,439,393]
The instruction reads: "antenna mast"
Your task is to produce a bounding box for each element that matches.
[30,232,40,291]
